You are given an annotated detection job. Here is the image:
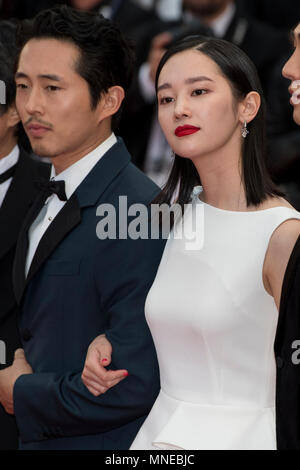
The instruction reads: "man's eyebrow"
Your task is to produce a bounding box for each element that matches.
[15,72,63,81]
[157,76,214,93]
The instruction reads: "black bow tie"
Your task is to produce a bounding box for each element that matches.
[0,163,18,184]
[35,179,67,201]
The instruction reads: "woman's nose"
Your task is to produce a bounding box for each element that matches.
[174,97,191,120]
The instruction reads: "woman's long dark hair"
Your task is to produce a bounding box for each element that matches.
[154,36,284,208]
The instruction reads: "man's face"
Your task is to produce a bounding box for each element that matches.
[70,0,103,10]
[183,0,231,17]
[15,38,106,161]
[0,105,20,158]
[282,23,300,125]
[0,109,11,148]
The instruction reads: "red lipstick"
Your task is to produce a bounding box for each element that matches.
[175,125,200,137]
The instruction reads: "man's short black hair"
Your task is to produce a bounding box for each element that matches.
[16,5,136,127]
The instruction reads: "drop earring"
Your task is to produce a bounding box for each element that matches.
[242,121,249,138]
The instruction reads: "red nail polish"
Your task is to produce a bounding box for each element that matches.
[123,372,129,377]
[102,358,108,363]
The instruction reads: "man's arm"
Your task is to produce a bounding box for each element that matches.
[13,234,165,444]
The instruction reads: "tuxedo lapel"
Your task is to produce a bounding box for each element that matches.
[13,138,131,304]
[13,190,51,304]
[0,150,48,260]
[26,193,81,286]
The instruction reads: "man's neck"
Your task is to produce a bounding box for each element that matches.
[51,131,114,176]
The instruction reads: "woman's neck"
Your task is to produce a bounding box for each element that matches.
[192,146,248,211]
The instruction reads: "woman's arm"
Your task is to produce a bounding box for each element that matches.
[264,219,300,310]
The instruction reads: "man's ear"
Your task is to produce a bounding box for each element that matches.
[98,86,125,122]
[7,104,21,129]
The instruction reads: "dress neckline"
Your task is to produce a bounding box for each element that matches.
[192,186,296,215]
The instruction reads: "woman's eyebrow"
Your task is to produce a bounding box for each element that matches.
[157,76,214,93]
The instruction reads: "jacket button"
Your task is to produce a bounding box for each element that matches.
[276,356,284,368]
[21,328,32,342]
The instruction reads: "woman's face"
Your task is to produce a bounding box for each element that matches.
[157,49,242,162]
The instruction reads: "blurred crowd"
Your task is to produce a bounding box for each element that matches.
[1,0,300,208]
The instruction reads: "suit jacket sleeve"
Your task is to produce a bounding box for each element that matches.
[13,232,165,444]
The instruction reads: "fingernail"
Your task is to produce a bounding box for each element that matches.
[101,358,108,363]
[123,372,129,377]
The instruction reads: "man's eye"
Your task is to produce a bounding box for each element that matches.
[46,86,60,91]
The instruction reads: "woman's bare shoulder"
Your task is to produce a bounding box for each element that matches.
[261,196,296,211]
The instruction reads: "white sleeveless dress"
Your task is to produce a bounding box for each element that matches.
[130,186,300,450]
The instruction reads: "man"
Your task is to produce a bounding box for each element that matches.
[0,21,49,450]
[270,22,300,450]
[283,27,300,125]
[0,6,164,450]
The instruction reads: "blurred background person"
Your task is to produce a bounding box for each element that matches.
[67,0,175,65]
[0,0,64,19]
[237,0,300,32]
[0,20,49,450]
[117,0,296,195]
[135,0,181,21]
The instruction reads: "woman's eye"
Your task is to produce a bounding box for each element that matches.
[192,89,207,96]
[16,84,28,89]
[159,96,174,105]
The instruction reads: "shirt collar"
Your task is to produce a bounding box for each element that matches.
[0,144,20,173]
[210,2,236,38]
[184,2,236,38]
[50,133,117,200]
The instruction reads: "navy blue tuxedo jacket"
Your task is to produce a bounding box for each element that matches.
[12,138,166,450]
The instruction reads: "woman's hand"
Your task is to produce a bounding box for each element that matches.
[81,334,128,396]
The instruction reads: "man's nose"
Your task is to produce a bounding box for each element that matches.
[25,87,44,115]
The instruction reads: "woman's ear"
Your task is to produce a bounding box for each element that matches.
[239,91,261,125]
[7,104,21,128]
[98,86,125,122]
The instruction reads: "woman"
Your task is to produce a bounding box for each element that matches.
[81,36,300,449]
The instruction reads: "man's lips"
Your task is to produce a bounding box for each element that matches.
[27,123,51,137]
[175,125,200,137]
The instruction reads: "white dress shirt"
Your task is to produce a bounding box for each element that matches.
[0,144,19,208]
[25,133,117,277]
